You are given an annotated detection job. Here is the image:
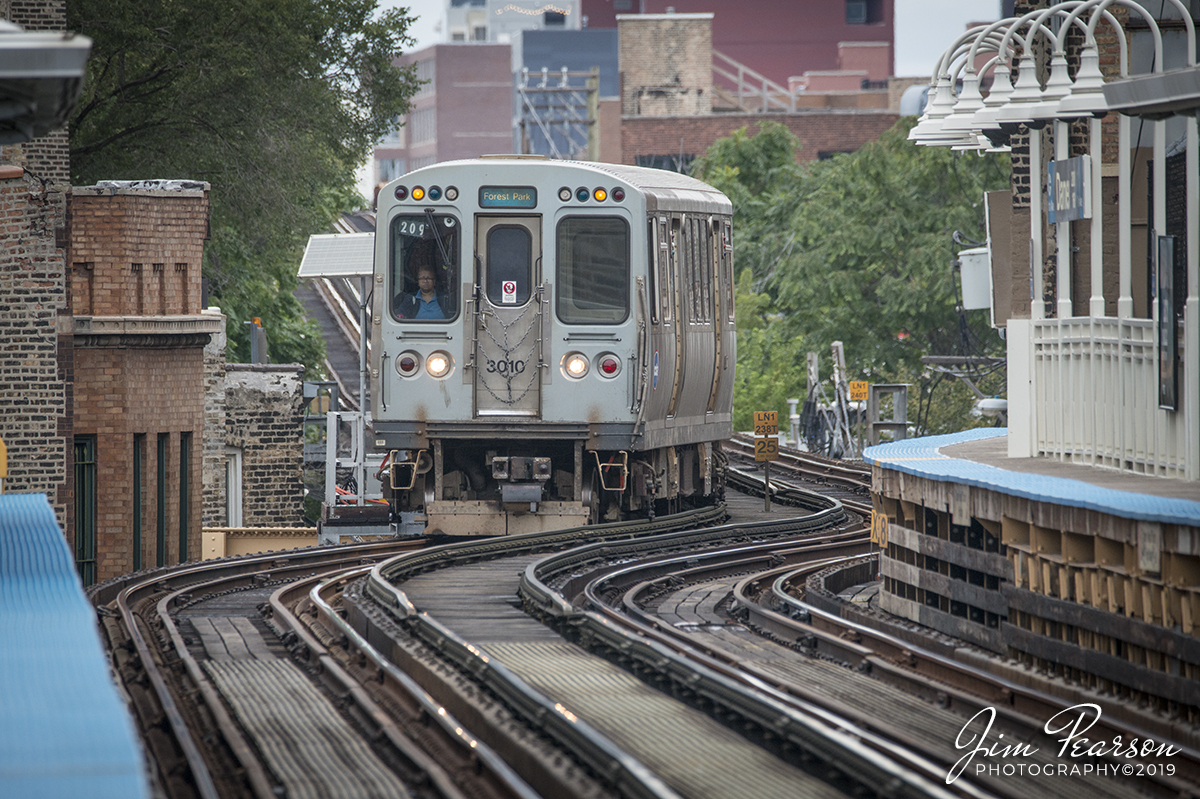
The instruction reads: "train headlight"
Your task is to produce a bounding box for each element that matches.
[558,187,572,202]
[445,186,458,201]
[563,352,589,378]
[396,351,420,377]
[598,354,621,378]
[426,351,452,378]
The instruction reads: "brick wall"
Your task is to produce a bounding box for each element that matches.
[67,184,214,580]
[68,186,209,316]
[0,164,69,517]
[0,0,73,533]
[619,14,713,116]
[224,365,307,527]
[622,110,900,166]
[203,315,228,527]
[73,348,205,577]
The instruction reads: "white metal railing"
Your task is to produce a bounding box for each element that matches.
[712,50,796,113]
[1032,317,1186,477]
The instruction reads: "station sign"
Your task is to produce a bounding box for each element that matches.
[1047,155,1091,223]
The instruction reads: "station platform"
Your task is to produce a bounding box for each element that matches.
[855,428,1200,737]
[864,427,1200,526]
[0,493,149,799]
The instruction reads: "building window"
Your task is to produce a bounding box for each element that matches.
[544,11,565,26]
[846,0,882,24]
[410,155,437,171]
[378,158,407,184]
[472,25,487,41]
[179,433,191,563]
[74,437,97,586]
[414,59,436,99]
[452,31,466,41]
[133,434,145,571]
[224,447,244,528]
[614,0,632,9]
[635,153,694,173]
[407,107,437,146]
[157,433,167,567]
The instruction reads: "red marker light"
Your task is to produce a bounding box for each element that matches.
[612,187,625,202]
[394,185,408,200]
[600,356,620,376]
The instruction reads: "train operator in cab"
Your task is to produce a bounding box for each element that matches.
[395,264,452,319]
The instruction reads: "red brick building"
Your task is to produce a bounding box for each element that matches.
[372,44,514,184]
[66,182,221,581]
[584,0,894,86]
[617,13,898,170]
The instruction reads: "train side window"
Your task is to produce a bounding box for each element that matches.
[556,215,629,324]
[485,225,533,306]
[390,213,460,322]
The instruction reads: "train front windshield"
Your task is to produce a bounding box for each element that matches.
[391,214,460,322]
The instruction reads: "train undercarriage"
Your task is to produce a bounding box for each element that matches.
[384,439,726,536]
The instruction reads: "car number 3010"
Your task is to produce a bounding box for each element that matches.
[486,358,526,375]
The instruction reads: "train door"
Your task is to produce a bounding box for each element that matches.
[473,216,542,417]
[666,216,685,418]
[706,218,724,414]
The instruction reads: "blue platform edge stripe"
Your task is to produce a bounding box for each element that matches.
[863,428,1200,528]
[0,493,150,799]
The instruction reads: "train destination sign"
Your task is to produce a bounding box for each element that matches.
[479,186,537,208]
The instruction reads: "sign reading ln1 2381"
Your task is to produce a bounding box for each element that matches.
[1048,155,1091,224]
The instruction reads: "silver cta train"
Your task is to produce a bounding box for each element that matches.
[370,156,735,535]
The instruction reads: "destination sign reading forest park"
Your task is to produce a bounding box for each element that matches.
[479,186,537,208]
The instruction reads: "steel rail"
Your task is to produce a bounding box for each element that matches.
[515,519,981,799]
[265,567,541,799]
[755,560,1200,794]
[103,539,424,798]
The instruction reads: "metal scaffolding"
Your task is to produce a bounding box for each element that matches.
[517,66,599,160]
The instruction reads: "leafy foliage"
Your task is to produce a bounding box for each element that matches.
[695,120,1010,437]
[67,0,420,370]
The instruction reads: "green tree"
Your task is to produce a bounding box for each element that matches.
[694,119,1010,437]
[67,0,420,371]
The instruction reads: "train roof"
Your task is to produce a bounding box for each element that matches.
[410,156,732,214]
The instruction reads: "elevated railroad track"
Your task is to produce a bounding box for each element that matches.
[88,456,1199,799]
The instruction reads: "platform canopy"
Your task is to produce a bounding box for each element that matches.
[298,232,375,278]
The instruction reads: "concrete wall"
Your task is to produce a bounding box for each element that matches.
[619,14,713,117]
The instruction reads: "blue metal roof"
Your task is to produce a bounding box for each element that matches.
[0,493,149,798]
[864,429,1200,527]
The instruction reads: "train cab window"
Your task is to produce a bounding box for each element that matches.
[556,216,629,324]
[485,226,533,306]
[390,213,460,322]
